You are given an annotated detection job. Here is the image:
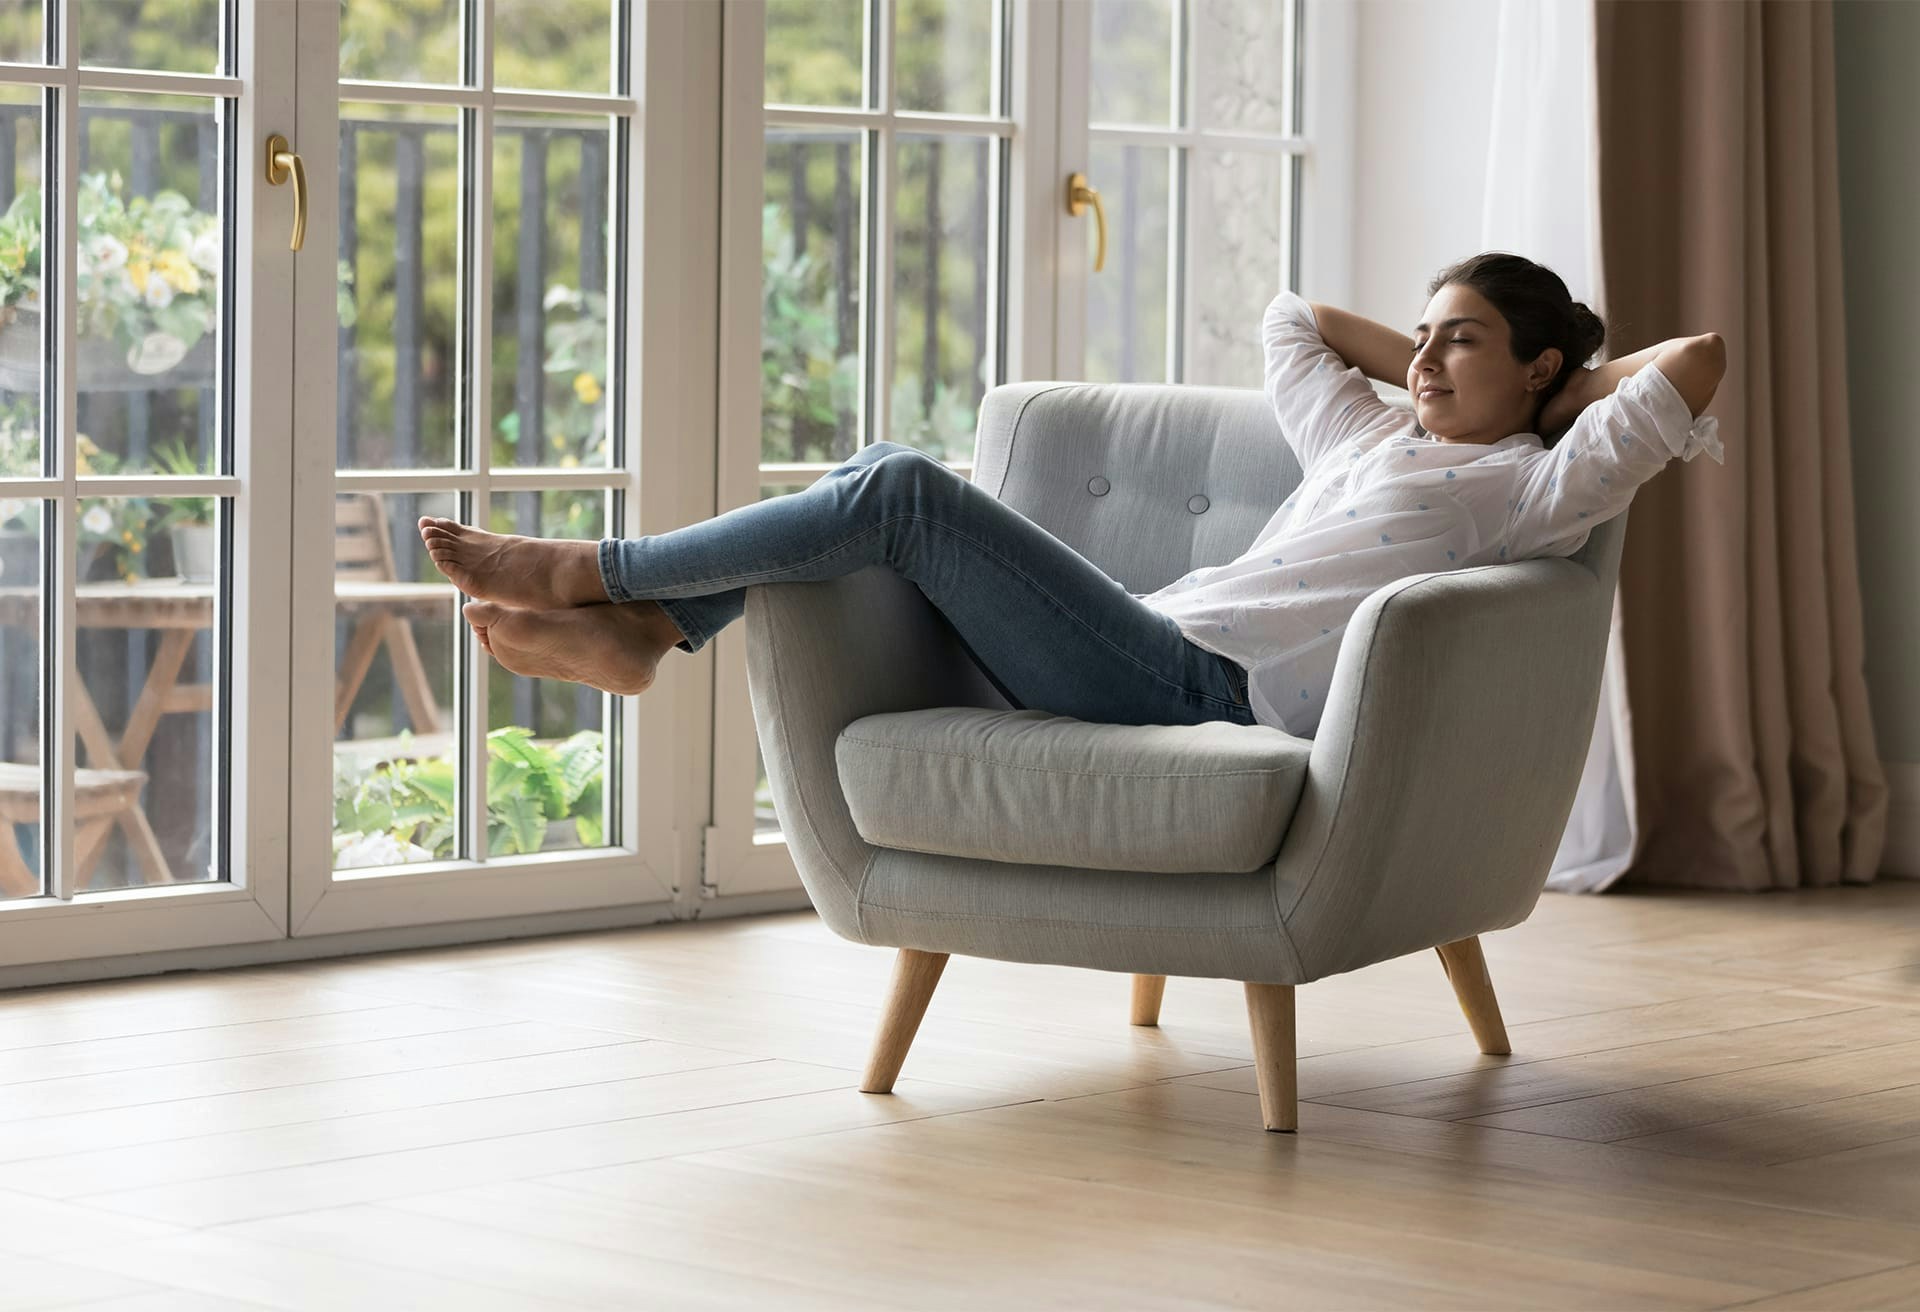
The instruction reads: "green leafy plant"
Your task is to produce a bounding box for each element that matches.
[151,439,215,528]
[332,727,607,869]
[494,283,608,468]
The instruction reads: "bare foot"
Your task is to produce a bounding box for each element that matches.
[462,599,676,695]
[418,517,609,609]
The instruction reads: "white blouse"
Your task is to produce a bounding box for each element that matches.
[1135,289,1724,738]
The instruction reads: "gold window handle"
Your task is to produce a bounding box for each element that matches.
[264,133,307,251]
[1067,171,1106,273]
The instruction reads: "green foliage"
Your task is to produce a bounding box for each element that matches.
[761,201,857,464]
[152,439,214,526]
[332,726,606,868]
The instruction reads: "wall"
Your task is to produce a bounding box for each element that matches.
[1834,0,1920,871]
[1348,0,1504,336]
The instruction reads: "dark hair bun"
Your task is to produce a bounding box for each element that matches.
[1569,301,1607,365]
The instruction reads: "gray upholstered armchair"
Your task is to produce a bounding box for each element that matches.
[744,381,1622,1133]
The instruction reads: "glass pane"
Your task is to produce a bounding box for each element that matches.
[891,134,989,459]
[492,116,612,472]
[79,0,220,75]
[75,94,222,478]
[0,1,41,65]
[484,490,608,858]
[332,490,459,871]
[895,0,992,117]
[1084,142,1170,384]
[766,0,863,109]
[762,130,862,464]
[1193,0,1289,133]
[74,496,219,891]
[0,502,39,899]
[338,102,461,472]
[1187,150,1285,387]
[340,0,462,85]
[0,89,42,460]
[496,0,615,95]
[1091,0,1175,127]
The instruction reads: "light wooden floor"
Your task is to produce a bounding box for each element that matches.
[4,881,1920,1310]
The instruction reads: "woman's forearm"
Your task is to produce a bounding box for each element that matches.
[1307,302,1416,389]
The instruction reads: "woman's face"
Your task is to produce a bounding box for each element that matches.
[1408,283,1560,444]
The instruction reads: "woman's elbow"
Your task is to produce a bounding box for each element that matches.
[1664,333,1728,418]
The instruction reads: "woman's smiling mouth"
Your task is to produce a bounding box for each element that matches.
[1418,386,1452,399]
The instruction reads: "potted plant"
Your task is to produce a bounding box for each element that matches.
[0,173,221,393]
[152,439,216,582]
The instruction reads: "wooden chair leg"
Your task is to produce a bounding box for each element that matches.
[1435,936,1511,1055]
[1243,981,1297,1133]
[384,618,444,733]
[860,948,949,1094]
[1130,974,1167,1026]
[0,825,35,896]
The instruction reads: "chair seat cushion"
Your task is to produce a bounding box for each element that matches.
[834,707,1312,874]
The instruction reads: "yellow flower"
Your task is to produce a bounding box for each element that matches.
[127,259,151,293]
[155,250,201,295]
[559,455,579,468]
[121,530,134,544]
[573,372,601,406]
[549,433,566,451]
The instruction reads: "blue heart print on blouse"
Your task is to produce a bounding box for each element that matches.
[1445,470,1456,479]
[1498,546,1509,559]
[1219,625,1230,633]
[1418,503,1428,510]
[1299,690,1310,700]
[1297,579,1307,589]
[1379,534,1391,544]
[1272,557,1283,565]
[1346,508,1357,518]
[1446,550,1456,560]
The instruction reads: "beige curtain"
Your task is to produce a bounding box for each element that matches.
[1595,0,1886,890]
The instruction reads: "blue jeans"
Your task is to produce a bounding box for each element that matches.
[598,442,1255,728]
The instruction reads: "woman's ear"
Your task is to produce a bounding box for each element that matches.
[1529,346,1563,390]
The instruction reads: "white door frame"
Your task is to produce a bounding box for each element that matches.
[0,0,295,972]
[702,0,1061,901]
[285,0,694,938]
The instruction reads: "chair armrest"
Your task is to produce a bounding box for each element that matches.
[742,566,1012,942]
[1272,559,1611,980]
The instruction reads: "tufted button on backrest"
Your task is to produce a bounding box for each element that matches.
[1087,476,1109,496]
[1187,494,1209,514]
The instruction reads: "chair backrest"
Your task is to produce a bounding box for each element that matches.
[972,381,1624,598]
[334,492,399,582]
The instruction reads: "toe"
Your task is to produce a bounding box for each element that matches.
[464,600,508,627]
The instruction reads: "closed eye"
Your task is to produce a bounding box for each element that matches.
[1410,338,1472,353]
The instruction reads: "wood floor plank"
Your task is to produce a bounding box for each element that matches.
[1461,1037,1920,1142]
[54,1231,581,1311]
[0,1252,162,1310]
[1616,1081,1920,1165]
[1719,1262,1920,1311]
[0,1188,184,1261]
[75,1075,1026,1226]
[224,1205,900,1311]
[0,1035,749,1167]
[1316,1006,1920,1121]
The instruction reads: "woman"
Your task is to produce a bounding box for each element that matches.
[419,251,1726,738]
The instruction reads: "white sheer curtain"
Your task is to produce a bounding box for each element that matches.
[1479,0,1638,893]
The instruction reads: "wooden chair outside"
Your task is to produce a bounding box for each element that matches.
[0,761,163,895]
[334,493,444,737]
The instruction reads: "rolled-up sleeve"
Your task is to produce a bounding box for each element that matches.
[1506,359,1724,559]
[1263,290,1402,473]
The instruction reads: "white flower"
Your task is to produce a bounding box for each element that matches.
[189,229,221,274]
[143,276,175,310]
[84,234,128,275]
[82,505,112,535]
[332,831,437,870]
